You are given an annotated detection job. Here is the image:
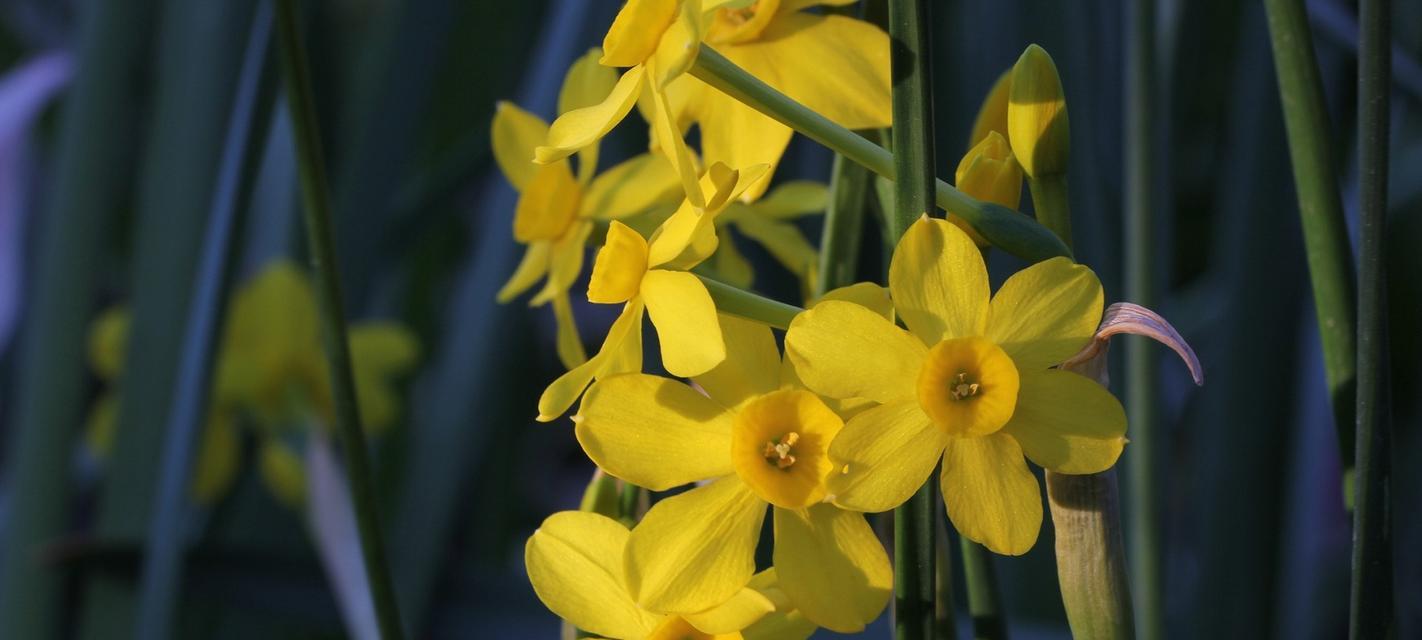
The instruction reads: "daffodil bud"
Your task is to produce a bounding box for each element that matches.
[968,70,1011,150]
[952,131,1023,245]
[1007,44,1070,178]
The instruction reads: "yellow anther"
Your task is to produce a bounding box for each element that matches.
[762,431,801,470]
[949,372,981,400]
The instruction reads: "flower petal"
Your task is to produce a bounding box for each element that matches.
[536,66,645,165]
[190,413,240,504]
[530,220,592,306]
[751,180,828,218]
[641,269,725,377]
[350,323,420,431]
[537,301,644,421]
[627,477,767,613]
[682,585,776,634]
[491,101,548,191]
[889,217,989,344]
[694,314,781,411]
[580,153,681,220]
[986,256,1102,370]
[710,231,756,289]
[513,159,581,243]
[773,505,891,633]
[550,293,588,369]
[601,0,678,67]
[784,300,924,403]
[496,242,551,303]
[576,373,734,490]
[940,433,1042,555]
[647,81,705,210]
[559,49,619,182]
[525,511,659,639]
[827,399,946,512]
[968,69,1011,150]
[816,282,893,320]
[692,89,793,202]
[1003,370,1126,474]
[733,215,816,283]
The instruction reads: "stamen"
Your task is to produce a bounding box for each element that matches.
[950,372,981,400]
[762,431,800,469]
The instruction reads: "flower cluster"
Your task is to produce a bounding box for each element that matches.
[86,261,419,507]
[500,2,1194,638]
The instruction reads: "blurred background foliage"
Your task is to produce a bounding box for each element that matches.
[0,0,1415,638]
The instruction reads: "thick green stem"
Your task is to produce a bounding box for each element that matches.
[1349,0,1392,636]
[1027,175,1073,251]
[274,2,406,638]
[697,274,803,329]
[887,0,937,636]
[815,154,871,297]
[1261,0,1358,480]
[1047,471,1136,640]
[690,48,1070,264]
[1124,0,1161,637]
[960,539,1007,640]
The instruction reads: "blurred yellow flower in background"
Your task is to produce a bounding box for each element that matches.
[786,218,1124,555]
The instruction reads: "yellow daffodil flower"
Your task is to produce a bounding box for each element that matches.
[664,0,892,201]
[785,218,1126,556]
[526,510,817,640]
[709,180,826,300]
[537,0,708,210]
[535,162,766,421]
[572,315,892,632]
[494,49,684,369]
[951,131,1024,246]
[83,261,419,507]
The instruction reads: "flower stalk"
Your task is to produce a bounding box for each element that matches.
[960,539,1007,639]
[887,0,937,636]
[689,48,1071,264]
[1349,0,1392,635]
[697,274,804,329]
[1261,0,1358,482]
[1046,471,1135,640]
[274,1,406,637]
[815,153,872,298]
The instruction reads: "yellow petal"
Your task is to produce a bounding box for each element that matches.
[725,13,890,131]
[513,160,581,243]
[986,256,1103,370]
[537,66,646,165]
[694,314,781,411]
[682,585,775,635]
[816,282,893,321]
[190,412,240,504]
[259,438,307,509]
[646,0,703,87]
[953,131,1023,245]
[968,70,1011,150]
[751,180,828,218]
[576,373,734,490]
[581,153,682,220]
[743,611,817,640]
[525,511,660,639]
[647,81,706,210]
[551,293,588,369]
[1003,370,1126,474]
[940,433,1042,555]
[497,242,551,303]
[826,399,946,512]
[537,301,645,421]
[784,300,924,403]
[692,90,793,202]
[560,49,620,182]
[626,477,767,613]
[1007,44,1069,178]
[588,221,650,304]
[601,0,679,67]
[89,306,130,380]
[710,232,756,290]
[491,101,549,191]
[646,616,742,640]
[732,215,815,282]
[772,505,891,632]
[889,217,989,344]
[780,0,857,12]
[641,270,725,377]
[530,220,592,306]
[348,324,418,434]
[84,393,121,456]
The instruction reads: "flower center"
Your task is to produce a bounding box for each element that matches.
[707,0,781,44]
[761,431,800,469]
[730,389,842,509]
[916,336,1020,436]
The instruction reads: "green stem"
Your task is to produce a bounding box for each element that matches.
[697,274,803,329]
[960,539,1006,639]
[887,0,937,636]
[815,154,871,298]
[274,2,406,638]
[1046,471,1136,640]
[1123,0,1160,638]
[689,48,1071,263]
[1349,0,1392,636]
[934,517,958,640]
[1262,0,1358,483]
[1027,175,1073,251]
[617,482,643,528]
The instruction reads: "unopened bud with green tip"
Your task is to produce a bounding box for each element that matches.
[952,131,1024,245]
[1008,44,1070,179]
